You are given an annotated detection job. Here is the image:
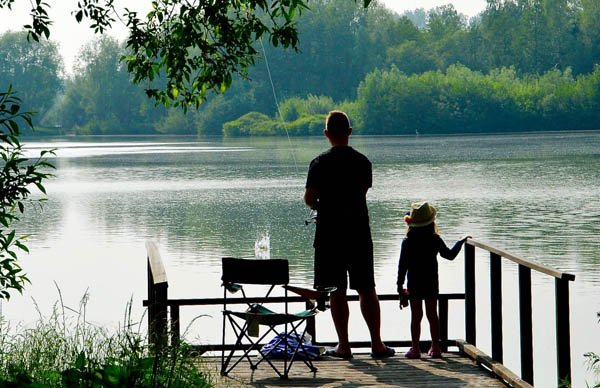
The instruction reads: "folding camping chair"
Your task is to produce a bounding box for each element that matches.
[220,257,332,379]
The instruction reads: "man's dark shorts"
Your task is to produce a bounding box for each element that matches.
[314,243,375,290]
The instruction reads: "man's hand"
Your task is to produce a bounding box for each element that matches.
[304,187,318,209]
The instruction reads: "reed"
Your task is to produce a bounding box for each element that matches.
[0,289,213,387]
[583,312,600,388]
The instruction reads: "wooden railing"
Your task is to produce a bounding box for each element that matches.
[464,239,576,387]
[145,239,576,387]
[144,241,464,352]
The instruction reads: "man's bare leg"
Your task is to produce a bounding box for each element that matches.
[357,287,388,353]
[329,287,352,355]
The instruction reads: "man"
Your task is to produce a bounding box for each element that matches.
[304,110,394,359]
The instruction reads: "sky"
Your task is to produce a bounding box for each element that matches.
[1,0,486,73]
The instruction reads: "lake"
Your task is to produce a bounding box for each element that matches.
[4,132,600,387]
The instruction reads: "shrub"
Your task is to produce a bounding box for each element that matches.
[0,292,213,387]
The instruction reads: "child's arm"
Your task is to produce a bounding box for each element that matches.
[397,238,410,292]
[438,235,471,260]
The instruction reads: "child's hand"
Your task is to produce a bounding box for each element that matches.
[398,288,409,309]
[461,235,472,242]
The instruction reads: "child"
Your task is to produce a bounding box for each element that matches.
[397,201,470,359]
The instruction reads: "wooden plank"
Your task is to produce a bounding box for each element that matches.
[146,240,167,284]
[490,252,503,363]
[457,340,534,388]
[205,352,509,387]
[142,293,466,307]
[439,298,449,353]
[519,265,534,385]
[466,239,575,281]
[197,340,459,353]
[555,278,572,385]
[465,243,476,346]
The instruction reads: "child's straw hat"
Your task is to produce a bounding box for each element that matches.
[404,201,437,227]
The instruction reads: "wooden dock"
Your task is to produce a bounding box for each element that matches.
[202,352,509,387]
[145,239,576,387]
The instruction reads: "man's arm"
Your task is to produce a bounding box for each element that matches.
[304,187,318,209]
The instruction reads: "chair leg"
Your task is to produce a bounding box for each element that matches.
[286,321,318,375]
[222,316,260,375]
[223,317,287,378]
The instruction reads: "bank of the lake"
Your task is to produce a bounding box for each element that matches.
[2,131,599,387]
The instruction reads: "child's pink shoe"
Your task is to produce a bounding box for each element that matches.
[428,348,442,358]
[404,348,421,359]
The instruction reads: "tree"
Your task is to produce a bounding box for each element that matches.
[0,31,63,116]
[0,87,54,299]
[59,37,164,134]
[0,0,379,297]
[3,0,374,110]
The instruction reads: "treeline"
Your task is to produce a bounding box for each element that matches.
[221,65,600,136]
[1,0,600,136]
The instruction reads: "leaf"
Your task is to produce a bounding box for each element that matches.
[14,241,29,253]
[34,182,47,194]
[75,351,86,369]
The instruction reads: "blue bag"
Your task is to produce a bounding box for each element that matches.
[260,332,321,360]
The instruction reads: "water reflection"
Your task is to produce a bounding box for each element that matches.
[6,132,600,387]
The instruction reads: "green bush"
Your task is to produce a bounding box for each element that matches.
[223,112,273,136]
[0,293,213,387]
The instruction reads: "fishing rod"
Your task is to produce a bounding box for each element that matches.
[259,38,317,227]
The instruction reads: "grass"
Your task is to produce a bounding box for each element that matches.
[583,312,600,388]
[0,289,214,387]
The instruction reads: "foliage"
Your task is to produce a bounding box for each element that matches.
[4,0,600,136]
[223,93,339,136]
[355,64,600,134]
[0,292,213,387]
[584,312,600,388]
[154,109,197,135]
[0,31,63,118]
[0,86,54,300]
[58,37,166,135]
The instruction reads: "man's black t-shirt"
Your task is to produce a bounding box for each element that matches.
[305,145,372,249]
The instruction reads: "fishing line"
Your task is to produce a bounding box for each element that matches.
[258,37,316,225]
[259,37,301,178]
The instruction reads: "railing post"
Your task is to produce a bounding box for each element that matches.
[306,300,316,343]
[153,282,168,348]
[490,252,503,363]
[146,242,169,349]
[555,278,572,386]
[439,297,449,352]
[171,305,180,346]
[147,258,156,344]
[465,243,476,345]
[519,265,534,385]
[148,254,168,348]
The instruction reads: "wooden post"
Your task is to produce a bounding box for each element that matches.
[146,241,169,349]
[490,252,503,363]
[153,282,168,348]
[171,304,180,345]
[306,300,316,343]
[147,259,155,343]
[439,298,449,352]
[465,243,476,346]
[519,265,534,385]
[555,278,572,386]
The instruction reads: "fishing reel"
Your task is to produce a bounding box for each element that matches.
[304,209,317,226]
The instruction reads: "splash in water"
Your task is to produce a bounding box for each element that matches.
[254,232,270,260]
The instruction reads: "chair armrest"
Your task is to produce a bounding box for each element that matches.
[222,282,243,294]
[282,285,336,311]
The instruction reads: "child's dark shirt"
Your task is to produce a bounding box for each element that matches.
[396,228,464,299]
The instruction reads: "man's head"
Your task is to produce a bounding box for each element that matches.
[325,110,352,145]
